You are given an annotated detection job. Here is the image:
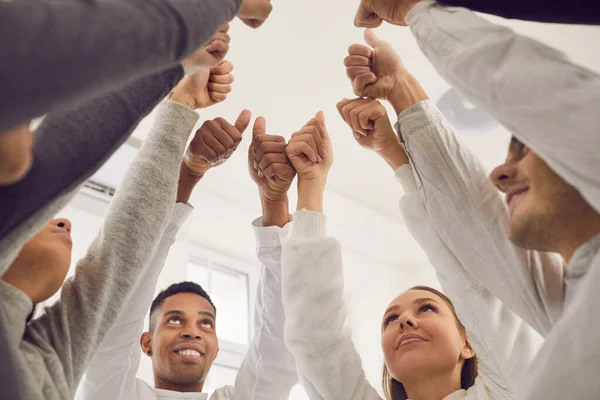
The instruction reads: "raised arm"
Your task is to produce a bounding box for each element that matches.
[73,65,249,400]
[19,61,245,398]
[231,118,300,399]
[340,33,564,336]
[367,0,600,214]
[280,114,382,400]
[0,0,277,131]
[436,0,600,25]
[397,165,543,395]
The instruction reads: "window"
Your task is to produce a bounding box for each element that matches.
[187,258,250,345]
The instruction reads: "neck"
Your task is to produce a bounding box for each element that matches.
[402,367,462,400]
[154,375,204,393]
[556,215,600,263]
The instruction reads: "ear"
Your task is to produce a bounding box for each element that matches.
[461,339,476,360]
[140,331,153,357]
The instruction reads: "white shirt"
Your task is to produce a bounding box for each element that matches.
[280,209,540,400]
[403,2,600,398]
[76,205,298,400]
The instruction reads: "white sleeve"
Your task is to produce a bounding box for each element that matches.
[514,252,600,400]
[232,218,298,400]
[281,210,382,400]
[395,100,564,336]
[75,203,192,400]
[406,0,600,214]
[397,166,543,395]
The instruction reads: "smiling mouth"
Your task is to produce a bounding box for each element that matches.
[174,349,205,358]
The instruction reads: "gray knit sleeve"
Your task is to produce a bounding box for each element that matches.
[0,66,181,276]
[23,101,199,397]
[0,0,241,132]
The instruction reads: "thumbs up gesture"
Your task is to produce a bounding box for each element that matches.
[248,117,296,204]
[345,29,408,100]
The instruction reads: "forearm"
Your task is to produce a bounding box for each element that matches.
[234,219,298,400]
[26,100,199,394]
[440,0,600,25]
[76,204,192,400]
[0,0,241,131]
[297,180,325,213]
[261,198,290,228]
[282,211,381,400]
[396,101,563,336]
[0,68,181,275]
[407,0,600,214]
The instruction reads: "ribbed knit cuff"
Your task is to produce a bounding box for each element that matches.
[292,210,327,238]
[395,164,419,193]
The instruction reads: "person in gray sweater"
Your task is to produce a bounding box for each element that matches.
[0,0,272,133]
[0,61,246,399]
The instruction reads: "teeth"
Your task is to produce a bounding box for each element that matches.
[178,349,201,357]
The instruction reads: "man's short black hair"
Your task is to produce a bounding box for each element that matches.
[148,281,216,332]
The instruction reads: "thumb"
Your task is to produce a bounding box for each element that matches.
[364,29,385,49]
[252,116,267,138]
[315,111,331,142]
[235,109,252,134]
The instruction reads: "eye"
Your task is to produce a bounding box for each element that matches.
[201,320,214,329]
[418,303,438,313]
[168,316,182,324]
[383,314,398,329]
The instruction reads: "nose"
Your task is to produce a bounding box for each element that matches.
[53,218,72,233]
[181,330,202,341]
[398,314,417,331]
[489,162,517,193]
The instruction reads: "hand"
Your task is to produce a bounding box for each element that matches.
[354,0,421,27]
[336,97,409,171]
[286,112,332,185]
[346,29,408,100]
[248,117,296,204]
[181,24,231,72]
[170,61,234,110]
[181,110,252,181]
[238,0,273,29]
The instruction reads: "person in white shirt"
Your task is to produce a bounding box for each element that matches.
[343,8,600,397]
[273,112,541,400]
[76,110,299,400]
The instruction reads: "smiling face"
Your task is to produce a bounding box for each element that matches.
[489,137,596,254]
[380,289,474,386]
[2,218,73,304]
[141,292,219,392]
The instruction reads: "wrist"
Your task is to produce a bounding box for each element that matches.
[168,90,197,111]
[176,165,203,204]
[297,178,326,212]
[387,75,429,115]
[260,196,289,227]
[377,143,410,171]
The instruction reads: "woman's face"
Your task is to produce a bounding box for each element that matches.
[380,290,474,383]
[2,218,73,304]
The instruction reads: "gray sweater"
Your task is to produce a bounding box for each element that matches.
[0,0,241,132]
[0,101,200,399]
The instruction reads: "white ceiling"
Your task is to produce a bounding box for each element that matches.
[94,2,600,223]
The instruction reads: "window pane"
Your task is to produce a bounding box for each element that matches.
[205,364,239,391]
[210,263,249,345]
[187,259,210,289]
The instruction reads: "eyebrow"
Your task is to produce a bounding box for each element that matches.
[163,310,216,321]
[383,297,441,316]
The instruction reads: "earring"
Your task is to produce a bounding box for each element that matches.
[147,350,152,356]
